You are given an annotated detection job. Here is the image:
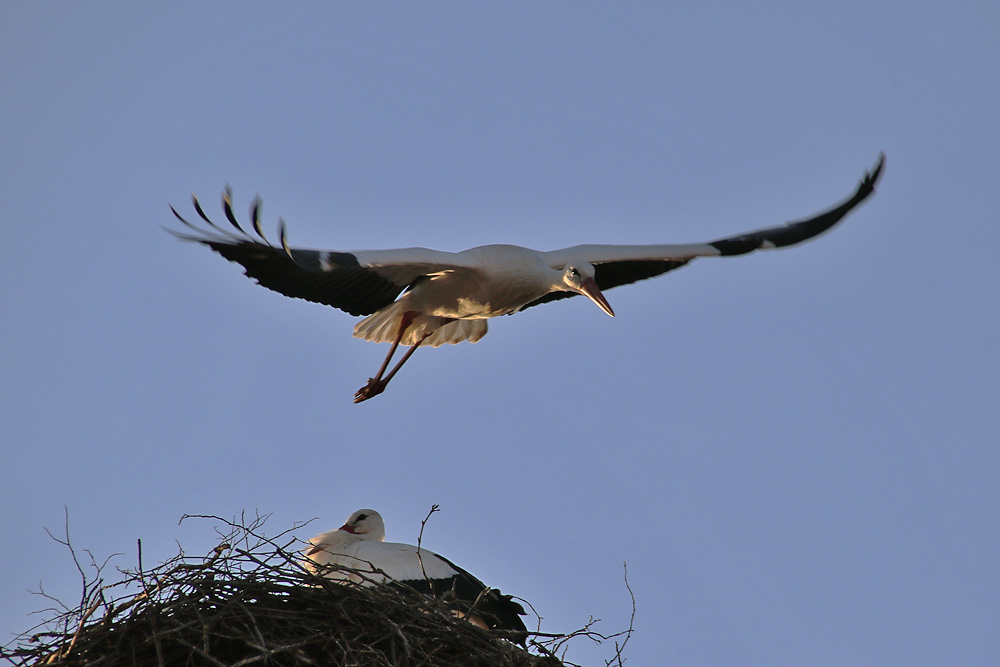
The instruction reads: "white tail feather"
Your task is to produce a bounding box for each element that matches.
[353,303,488,347]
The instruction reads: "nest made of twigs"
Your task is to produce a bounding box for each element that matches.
[2,513,631,667]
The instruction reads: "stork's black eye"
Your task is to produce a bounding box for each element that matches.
[356,513,368,521]
[569,268,579,276]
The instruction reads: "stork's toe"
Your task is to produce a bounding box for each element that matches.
[354,378,386,403]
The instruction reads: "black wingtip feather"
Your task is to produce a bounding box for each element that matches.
[278,218,292,258]
[169,203,185,223]
[222,187,247,235]
[866,151,886,189]
[192,193,212,225]
[250,197,266,242]
[848,151,885,205]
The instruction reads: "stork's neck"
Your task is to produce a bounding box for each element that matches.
[548,266,574,293]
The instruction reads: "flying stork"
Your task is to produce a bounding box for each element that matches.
[167,153,884,402]
[302,509,528,643]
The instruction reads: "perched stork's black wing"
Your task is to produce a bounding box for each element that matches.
[166,189,406,316]
[393,552,528,641]
[521,153,885,311]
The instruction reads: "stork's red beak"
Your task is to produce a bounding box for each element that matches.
[580,277,614,317]
[338,523,357,533]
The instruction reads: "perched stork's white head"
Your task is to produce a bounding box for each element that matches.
[561,262,614,317]
[338,509,386,541]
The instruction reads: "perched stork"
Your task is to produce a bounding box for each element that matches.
[168,153,884,402]
[303,509,527,642]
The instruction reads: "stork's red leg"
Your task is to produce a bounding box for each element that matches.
[354,313,423,403]
[378,331,432,386]
[371,316,412,383]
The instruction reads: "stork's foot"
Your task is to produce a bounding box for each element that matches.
[354,378,388,403]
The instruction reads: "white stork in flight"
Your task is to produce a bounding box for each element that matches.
[168,153,884,402]
[302,509,528,643]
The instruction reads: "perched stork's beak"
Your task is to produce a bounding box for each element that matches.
[580,277,615,317]
[338,523,357,533]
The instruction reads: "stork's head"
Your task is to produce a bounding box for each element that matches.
[561,262,614,317]
[338,508,386,541]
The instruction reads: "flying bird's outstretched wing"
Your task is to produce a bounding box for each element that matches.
[521,152,885,311]
[166,190,479,317]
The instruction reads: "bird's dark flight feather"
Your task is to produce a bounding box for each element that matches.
[709,152,884,255]
[168,193,404,316]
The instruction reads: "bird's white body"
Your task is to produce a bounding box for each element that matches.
[353,244,569,347]
[305,529,470,584]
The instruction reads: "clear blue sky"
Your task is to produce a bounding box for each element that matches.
[2,3,998,664]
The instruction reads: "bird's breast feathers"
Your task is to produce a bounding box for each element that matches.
[415,266,546,319]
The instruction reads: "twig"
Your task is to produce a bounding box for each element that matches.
[415,504,440,587]
[604,562,636,667]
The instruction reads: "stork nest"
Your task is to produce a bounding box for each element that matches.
[2,513,632,667]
